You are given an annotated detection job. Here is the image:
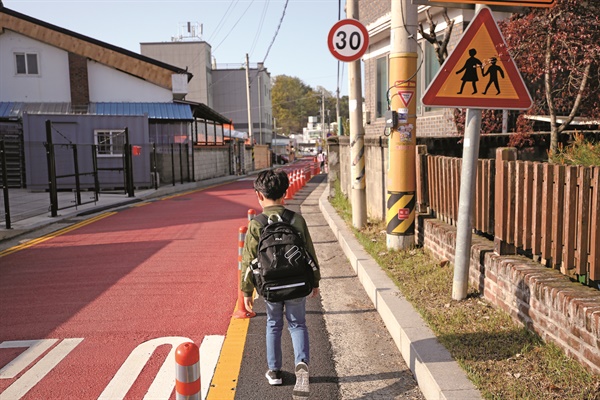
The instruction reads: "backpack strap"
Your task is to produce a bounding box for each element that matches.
[254,209,295,227]
[254,213,269,227]
[281,209,296,224]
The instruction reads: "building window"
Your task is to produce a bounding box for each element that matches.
[376,56,389,118]
[95,130,125,157]
[15,53,39,75]
[419,39,441,113]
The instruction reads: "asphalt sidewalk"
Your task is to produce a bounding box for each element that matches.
[0,172,482,400]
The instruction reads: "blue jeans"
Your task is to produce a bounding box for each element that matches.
[264,297,309,371]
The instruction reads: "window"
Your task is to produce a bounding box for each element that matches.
[95,130,125,156]
[423,40,441,113]
[376,56,389,118]
[15,53,39,75]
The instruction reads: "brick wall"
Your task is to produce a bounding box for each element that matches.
[68,52,89,112]
[419,217,600,375]
[358,0,390,26]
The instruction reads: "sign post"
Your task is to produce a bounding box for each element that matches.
[328,16,369,228]
[422,7,532,300]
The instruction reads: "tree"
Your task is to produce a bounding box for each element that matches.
[271,76,349,135]
[271,75,319,134]
[418,8,454,65]
[500,0,600,154]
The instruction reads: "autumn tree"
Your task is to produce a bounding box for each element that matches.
[500,0,600,154]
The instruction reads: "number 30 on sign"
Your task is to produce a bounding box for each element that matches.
[328,19,369,62]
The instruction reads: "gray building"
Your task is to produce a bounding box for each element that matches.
[212,62,273,145]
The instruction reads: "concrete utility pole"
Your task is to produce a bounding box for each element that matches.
[347,0,367,229]
[452,4,486,301]
[245,53,253,144]
[386,0,418,250]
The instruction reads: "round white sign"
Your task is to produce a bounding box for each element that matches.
[327,19,369,62]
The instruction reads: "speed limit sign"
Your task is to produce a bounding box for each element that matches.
[327,19,369,62]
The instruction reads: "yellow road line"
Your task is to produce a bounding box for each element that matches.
[206,311,251,400]
[0,212,117,258]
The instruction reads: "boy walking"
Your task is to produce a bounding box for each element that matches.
[241,169,320,398]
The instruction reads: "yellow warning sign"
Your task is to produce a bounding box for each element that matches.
[422,8,532,110]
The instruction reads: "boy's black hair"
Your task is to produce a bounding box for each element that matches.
[254,169,289,200]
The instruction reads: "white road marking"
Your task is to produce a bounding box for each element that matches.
[0,340,57,379]
[0,338,83,400]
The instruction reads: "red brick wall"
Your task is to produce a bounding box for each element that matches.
[418,217,600,375]
[68,52,89,111]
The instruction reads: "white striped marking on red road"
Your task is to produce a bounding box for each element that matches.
[0,336,224,399]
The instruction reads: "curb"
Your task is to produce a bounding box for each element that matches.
[318,186,482,400]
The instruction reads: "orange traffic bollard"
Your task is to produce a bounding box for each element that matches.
[248,209,256,221]
[175,342,200,400]
[233,226,256,319]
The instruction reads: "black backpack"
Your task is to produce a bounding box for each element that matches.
[249,209,317,302]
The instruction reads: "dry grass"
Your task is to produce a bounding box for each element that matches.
[330,187,600,400]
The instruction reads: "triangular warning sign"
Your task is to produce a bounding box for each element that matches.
[398,91,414,107]
[422,8,532,110]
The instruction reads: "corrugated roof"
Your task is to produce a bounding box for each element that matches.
[0,102,194,121]
[93,102,193,120]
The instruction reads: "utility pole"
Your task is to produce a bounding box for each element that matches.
[386,0,418,250]
[245,53,253,144]
[347,0,367,229]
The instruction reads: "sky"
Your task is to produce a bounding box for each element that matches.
[3,0,349,96]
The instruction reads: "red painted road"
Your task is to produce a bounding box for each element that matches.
[0,180,258,399]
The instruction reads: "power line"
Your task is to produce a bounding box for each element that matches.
[258,0,289,67]
[249,0,270,57]
[212,0,256,53]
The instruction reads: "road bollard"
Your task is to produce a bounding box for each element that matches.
[175,342,200,400]
[285,170,294,200]
[248,209,256,221]
[233,226,256,319]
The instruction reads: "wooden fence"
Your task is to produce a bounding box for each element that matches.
[416,146,600,284]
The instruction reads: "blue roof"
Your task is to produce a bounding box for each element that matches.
[93,102,194,120]
[0,102,194,121]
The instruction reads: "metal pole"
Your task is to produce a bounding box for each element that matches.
[452,108,482,300]
[1,140,11,229]
[347,0,367,229]
[72,144,82,205]
[386,0,418,249]
[245,53,253,144]
[152,142,159,190]
[92,144,100,201]
[171,142,175,186]
[45,120,58,217]
[452,4,487,300]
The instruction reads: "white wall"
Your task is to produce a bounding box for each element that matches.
[0,31,71,102]
[88,61,172,102]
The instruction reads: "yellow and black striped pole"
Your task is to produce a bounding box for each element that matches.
[387,0,418,249]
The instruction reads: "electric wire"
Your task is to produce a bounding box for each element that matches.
[258,0,289,70]
[249,0,270,58]
[212,0,256,54]
[207,0,238,44]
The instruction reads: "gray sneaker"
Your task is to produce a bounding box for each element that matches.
[265,369,282,385]
[293,362,309,398]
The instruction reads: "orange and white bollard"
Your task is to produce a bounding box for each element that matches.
[233,225,256,319]
[248,208,256,221]
[175,342,200,400]
[293,169,300,193]
[286,171,295,199]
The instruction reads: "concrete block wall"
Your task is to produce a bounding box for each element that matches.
[193,146,230,181]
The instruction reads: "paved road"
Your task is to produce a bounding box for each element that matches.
[0,174,424,399]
